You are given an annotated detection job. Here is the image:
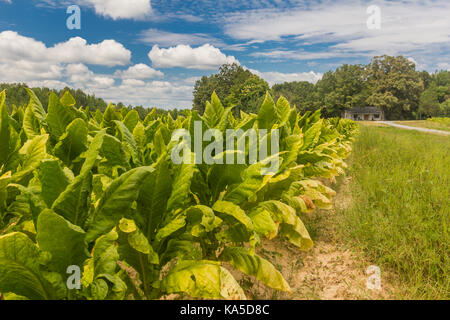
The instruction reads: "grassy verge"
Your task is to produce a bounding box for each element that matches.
[337,125,449,299]
[394,120,450,132]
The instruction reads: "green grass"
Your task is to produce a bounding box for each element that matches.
[337,125,449,299]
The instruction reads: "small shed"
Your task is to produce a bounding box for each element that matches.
[343,107,384,121]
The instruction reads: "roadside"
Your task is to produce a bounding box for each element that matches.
[335,125,449,299]
[379,121,450,135]
[393,121,450,133]
[235,177,399,300]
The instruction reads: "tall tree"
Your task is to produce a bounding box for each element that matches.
[225,75,270,114]
[365,55,424,120]
[272,81,318,112]
[192,63,259,114]
[419,82,441,118]
[316,64,370,117]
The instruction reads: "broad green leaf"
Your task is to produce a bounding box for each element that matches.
[224,162,266,205]
[114,120,141,166]
[0,232,51,300]
[275,96,291,126]
[259,200,313,250]
[186,205,222,235]
[133,121,146,149]
[39,160,70,207]
[301,119,323,150]
[159,238,203,266]
[136,161,172,240]
[248,208,278,239]
[86,166,154,242]
[101,104,121,134]
[100,134,130,169]
[0,90,9,167]
[123,110,140,132]
[117,218,158,296]
[60,91,76,108]
[202,92,224,129]
[212,201,254,231]
[23,104,40,139]
[36,209,89,276]
[155,213,186,243]
[166,160,196,213]
[161,260,246,300]
[54,118,88,166]
[46,92,76,140]
[0,172,11,214]
[220,247,291,292]
[52,130,106,226]
[257,92,276,130]
[12,134,48,182]
[5,184,46,225]
[25,88,47,130]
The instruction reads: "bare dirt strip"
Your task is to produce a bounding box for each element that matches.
[379,121,450,135]
[237,177,400,300]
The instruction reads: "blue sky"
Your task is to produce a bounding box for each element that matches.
[0,0,449,109]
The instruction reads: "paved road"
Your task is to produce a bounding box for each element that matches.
[379,121,450,136]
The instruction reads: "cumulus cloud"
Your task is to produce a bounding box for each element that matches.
[0,30,197,109]
[115,64,164,79]
[66,63,115,89]
[93,79,194,109]
[0,31,131,67]
[148,44,239,70]
[49,37,131,66]
[82,0,152,20]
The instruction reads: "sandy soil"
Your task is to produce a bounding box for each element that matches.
[236,177,398,300]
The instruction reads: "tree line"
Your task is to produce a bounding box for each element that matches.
[194,56,450,120]
[0,83,186,120]
[1,55,449,120]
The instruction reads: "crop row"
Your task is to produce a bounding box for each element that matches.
[0,89,358,300]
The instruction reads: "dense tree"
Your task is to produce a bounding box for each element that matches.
[419,70,450,117]
[272,81,318,112]
[0,83,189,121]
[225,75,270,114]
[419,83,441,118]
[365,55,424,120]
[192,63,267,114]
[315,64,370,117]
[0,83,107,112]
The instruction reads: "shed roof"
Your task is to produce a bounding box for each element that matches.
[346,107,382,114]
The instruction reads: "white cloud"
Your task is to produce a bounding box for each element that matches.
[115,64,164,79]
[82,0,152,20]
[437,63,450,71]
[0,60,63,82]
[250,70,323,86]
[251,49,358,61]
[138,29,222,47]
[148,44,239,70]
[222,0,450,60]
[94,79,194,108]
[49,37,131,66]
[0,30,196,109]
[0,31,131,67]
[66,63,115,89]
